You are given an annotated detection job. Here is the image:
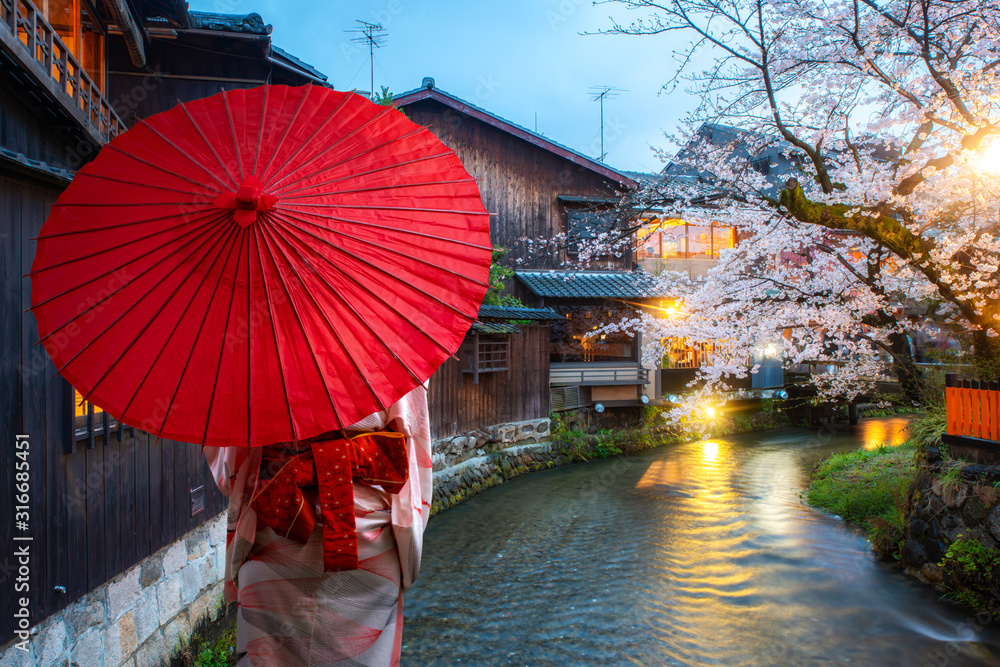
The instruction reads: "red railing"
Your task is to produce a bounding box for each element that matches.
[0,0,124,142]
[945,374,1000,441]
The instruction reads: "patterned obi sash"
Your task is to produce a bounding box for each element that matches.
[249,432,408,571]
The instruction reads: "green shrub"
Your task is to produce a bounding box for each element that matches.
[909,404,947,449]
[939,536,1000,609]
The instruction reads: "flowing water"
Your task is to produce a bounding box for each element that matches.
[401,417,1000,666]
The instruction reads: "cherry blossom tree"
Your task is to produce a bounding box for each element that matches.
[598,0,1000,381]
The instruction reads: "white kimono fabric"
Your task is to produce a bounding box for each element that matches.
[203,385,433,666]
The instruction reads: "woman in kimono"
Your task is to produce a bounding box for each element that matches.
[203,384,433,666]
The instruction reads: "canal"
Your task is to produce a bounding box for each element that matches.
[401,417,1000,666]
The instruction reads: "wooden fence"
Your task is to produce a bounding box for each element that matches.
[943,374,1000,461]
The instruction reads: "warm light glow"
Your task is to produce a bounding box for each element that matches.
[981,142,1000,174]
[763,343,777,358]
[702,440,719,461]
[705,406,717,418]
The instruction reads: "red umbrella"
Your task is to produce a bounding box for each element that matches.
[30,85,491,447]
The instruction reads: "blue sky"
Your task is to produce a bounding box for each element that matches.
[187,0,702,174]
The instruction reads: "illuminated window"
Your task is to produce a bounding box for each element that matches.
[636,221,735,260]
[662,337,716,369]
[74,388,126,445]
[14,0,105,91]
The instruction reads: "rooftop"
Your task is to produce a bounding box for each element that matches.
[477,305,562,320]
[393,79,637,188]
[516,271,667,300]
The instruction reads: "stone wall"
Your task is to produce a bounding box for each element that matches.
[0,513,227,667]
[901,451,1000,605]
[431,417,550,471]
[432,441,574,514]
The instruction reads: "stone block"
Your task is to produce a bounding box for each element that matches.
[102,618,123,667]
[962,495,991,525]
[1,641,39,667]
[140,553,163,589]
[536,420,551,436]
[118,611,137,659]
[215,545,226,581]
[38,619,67,667]
[71,629,103,667]
[161,541,187,577]
[974,483,999,508]
[185,528,209,562]
[134,632,166,667]
[157,575,183,626]
[939,482,968,509]
[209,515,227,547]
[920,562,944,584]
[133,587,159,645]
[180,565,202,606]
[199,553,219,591]
[108,567,142,621]
[161,613,192,658]
[66,598,108,637]
[188,585,223,628]
[988,506,1000,542]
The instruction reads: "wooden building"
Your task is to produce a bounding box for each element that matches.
[396,80,664,423]
[0,0,323,643]
[394,78,637,272]
[428,305,560,440]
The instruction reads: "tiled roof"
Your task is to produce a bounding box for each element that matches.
[0,148,73,183]
[516,271,666,300]
[477,305,561,320]
[271,46,328,82]
[188,11,271,35]
[471,322,521,334]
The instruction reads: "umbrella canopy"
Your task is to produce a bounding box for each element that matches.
[30,85,491,447]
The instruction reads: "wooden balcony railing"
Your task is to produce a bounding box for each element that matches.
[550,362,650,387]
[0,0,124,144]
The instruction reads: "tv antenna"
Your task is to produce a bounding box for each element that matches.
[347,20,387,100]
[589,85,626,161]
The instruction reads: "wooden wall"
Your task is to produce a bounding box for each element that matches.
[402,99,631,271]
[428,326,550,440]
[0,171,226,644]
[0,82,96,172]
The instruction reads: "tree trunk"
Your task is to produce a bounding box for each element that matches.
[887,330,925,405]
[970,332,1000,381]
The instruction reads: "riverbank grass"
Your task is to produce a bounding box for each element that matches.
[806,441,919,558]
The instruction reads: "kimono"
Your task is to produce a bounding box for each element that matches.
[203,385,433,666]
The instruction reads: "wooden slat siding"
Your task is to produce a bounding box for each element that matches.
[20,180,45,622]
[134,430,151,567]
[402,100,630,275]
[427,326,550,440]
[0,171,228,643]
[1,179,21,632]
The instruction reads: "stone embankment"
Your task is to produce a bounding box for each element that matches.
[430,418,566,514]
[901,448,1000,606]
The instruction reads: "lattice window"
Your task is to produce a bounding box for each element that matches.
[462,334,510,383]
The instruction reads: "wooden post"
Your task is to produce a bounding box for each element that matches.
[848,402,858,425]
[945,373,957,435]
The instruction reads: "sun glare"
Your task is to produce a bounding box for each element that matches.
[980,142,1000,174]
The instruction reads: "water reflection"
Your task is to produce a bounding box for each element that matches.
[402,419,1000,666]
[859,415,911,449]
